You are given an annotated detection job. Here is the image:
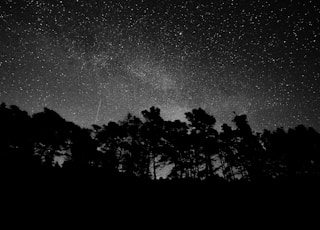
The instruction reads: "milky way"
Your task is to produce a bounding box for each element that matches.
[1,0,319,131]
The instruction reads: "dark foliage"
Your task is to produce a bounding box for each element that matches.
[1,102,320,190]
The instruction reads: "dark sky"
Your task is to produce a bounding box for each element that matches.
[1,0,319,131]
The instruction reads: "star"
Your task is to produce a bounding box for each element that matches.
[0,0,319,131]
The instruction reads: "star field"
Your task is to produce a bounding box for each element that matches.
[0,0,319,131]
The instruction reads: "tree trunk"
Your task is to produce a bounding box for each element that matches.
[152,152,157,180]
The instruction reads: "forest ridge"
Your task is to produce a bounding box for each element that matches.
[1,102,320,183]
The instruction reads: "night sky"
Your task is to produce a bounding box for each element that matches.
[1,0,319,131]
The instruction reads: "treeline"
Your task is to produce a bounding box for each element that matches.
[1,102,320,184]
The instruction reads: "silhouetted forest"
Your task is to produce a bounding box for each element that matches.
[1,102,320,189]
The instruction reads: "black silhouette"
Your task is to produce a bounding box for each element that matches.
[1,102,320,195]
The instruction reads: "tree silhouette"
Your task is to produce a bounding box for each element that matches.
[260,127,288,179]
[185,108,219,179]
[141,106,166,179]
[0,103,36,172]
[1,102,320,188]
[232,114,266,181]
[285,125,320,179]
[63,124,99,170]
[32,108,71,168]
[163,119,190,179]
[219,123,237,181]
[94,121,123,175]
[118,113,148,178]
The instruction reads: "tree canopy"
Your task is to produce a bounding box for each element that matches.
[1,102,320,184]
